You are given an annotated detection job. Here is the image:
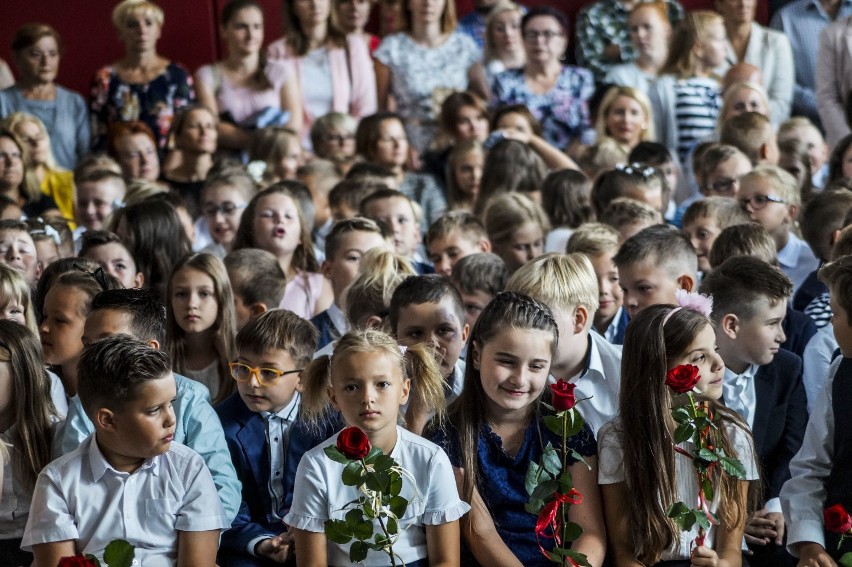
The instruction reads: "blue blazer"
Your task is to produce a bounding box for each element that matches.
[781,304,817,360]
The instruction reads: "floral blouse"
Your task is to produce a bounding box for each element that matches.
[89,62,195,153]
[491,66,596,150]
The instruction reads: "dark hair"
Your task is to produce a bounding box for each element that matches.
[281,0,346,56]
[11,23,63,53]
[541,169,594,228]
[236,308,318,368]
[591,164,664,218]
[360,188,414,217]
[77,334,171,416]
[35,258,96,322]
[328,176,388,217]
[324,217,385,260]
[699,255,793,322]
[450,252,509,296]
[344,162,396,181]
[223,248,287,308]
[78,230,125,257]
[829,134,852,184]
[819,255,852,326]
[90,288,167,346]
[521,6,569,35]
[629,141,674,165]
[800,189,852,260]
[490,104,544,137]
[389,275,465,334]
[613,224,697,277]
[475,139,547,215]
[708,223,776,268]
[355,112,406,163]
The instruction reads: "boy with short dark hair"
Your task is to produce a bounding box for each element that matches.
[681,196,750,275]
[23,335,228,565]
[225,249,287,330]
[449,252,508,330]
[328,178,386,221]
[425,212,491,277]
[700,256,807,566]
[362,188,431,274]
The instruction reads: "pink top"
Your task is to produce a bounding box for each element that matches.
[195,60,290,125]
[279,271,325,319]
[267,34,377,139]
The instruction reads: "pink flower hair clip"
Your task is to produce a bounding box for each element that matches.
[663,290,713,325]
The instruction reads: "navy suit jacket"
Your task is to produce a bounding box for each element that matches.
[751,349,808,502]
[781,304,817,360]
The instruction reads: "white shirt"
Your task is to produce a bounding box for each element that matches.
[603,306,624,344]
[802,324,839,412]
[777,232,820,294]
[723,364,760,429]
[326,302,348,338]
[22,435,228,566]
[446,359,466,407]
[284,426,470,566]
[599,418,759,560]
[782,356,844,554]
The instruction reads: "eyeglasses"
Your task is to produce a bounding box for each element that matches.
[229,362,302,386]
[203,202,247,217]
[523,30,563,41]
[706,177,739,195]
[738,194,785,210]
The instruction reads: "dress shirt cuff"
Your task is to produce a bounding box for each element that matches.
[787,520,827,556]
[765,497,782,514]
[247,535,272,557]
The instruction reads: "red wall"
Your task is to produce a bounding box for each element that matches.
[0,0,763,99]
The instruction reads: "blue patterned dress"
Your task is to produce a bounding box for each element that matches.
[428,414,597,566]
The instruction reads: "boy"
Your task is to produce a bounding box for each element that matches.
[591,164,666,220]
[216,309,323,566]
[78,230,145,290]
[629,141,680,210]
[361,188,431,274]
[598,197,662,242]
[313,218,389,349]
[781,255,852,567]
[73,166,126,234]
[737,165,819,292]
[297,159,340,255]
[506,252,622,434]
[613,224,698,318]
[56,287,242,523]
[328,178,385,221]
[23,335,228,565]
[681,196,750,275]
[777,117,829,190]
[449,252,508,330]
[389,275,469,421]
[425,212,491,277]
[0,219,40,285]
[224,249,287,331]
[700,256,807,566]
[719,111,780,166]
[567,223,629,345]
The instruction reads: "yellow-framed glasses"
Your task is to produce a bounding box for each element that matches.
[228,361,302,386]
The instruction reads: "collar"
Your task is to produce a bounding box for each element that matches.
[570,334,604,382]
[724,363,759,383]
[604,306,624,342]
[261,392,300,423]
[776,232,801,269]
[88,434,159,481]
[327,303,348,336]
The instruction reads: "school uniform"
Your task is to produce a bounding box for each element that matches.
[596,306,629,346]
[782,304,817,360]
[311,303,347,351]
[793,268,827,312]
[802,325,839,411]
[21,436,228,566]
[778,232,820,294]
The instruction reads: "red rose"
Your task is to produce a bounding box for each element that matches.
[337,427,371,460]
[665,364,701,394]
[58,556,97,567]
[550,380,576,411]
[825,504,852,533]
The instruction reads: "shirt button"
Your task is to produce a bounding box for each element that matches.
[274,437,279,442]
[132,560,139,566]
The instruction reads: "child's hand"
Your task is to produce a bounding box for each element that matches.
[256,535,291,563]
[745,509,784,545]
[690,545,719,567]
[796,542,837,567]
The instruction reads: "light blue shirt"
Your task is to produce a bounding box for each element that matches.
[777,232,821,294]
[55,373,242,523]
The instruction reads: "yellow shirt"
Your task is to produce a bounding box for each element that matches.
[40,168,75,228]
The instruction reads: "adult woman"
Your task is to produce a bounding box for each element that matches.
[90,0,195,153]
[594,86,654,153]
[815,16,852,149]
[420,91,489,184]
[195,0,301,154]
[374,0,487,155]
[107,121,161,182]
[483,2,526,87]
[715,0,793,125]
[0,24,89,171]
[268,0,376,149]
[334,0,380,53]
[605,3,672,95]
[161,106,218,215]
[0,129,59,219]
[492,7,595,153]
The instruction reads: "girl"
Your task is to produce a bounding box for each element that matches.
[25,218,60,273]
[0,320,61,566]
[233,183,333,319]
[594,86,654,153]
[426,291,605,566]
[0,128,59,219]
[590,164,666,220]
[288,329,468,566]
[78,230,145,290]
[475,139,547,215]
[0,219,40,286]
[198,169,255,258]
[420,92,489,185]
[342,248,416,334]
[827,133,852,185]
[484,193,550,273]
[599,303,758,567]
[606,2,672,94]
[446,140,484,212]
[541,169,594,253]
[489,105,581,172]
[160,105,219,215]
[650,11,726,164]
[167,252,236,403]
[333,0,380,53]
[0,263,37,334]
[778,138,814,205]
[248,127,303,184]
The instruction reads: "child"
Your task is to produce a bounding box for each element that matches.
[199,169,255,258]
[598,197,662,242]
[507,253,623,433]
[566,223,629,345]
[778,138,814,205]
[0,219,40,286]
[0,263,37,334]
[167,253,237,403]
[215,309,319,566]
[225,249,287,332]
[26,219,60,272]
[483,193,549,274]
[698,144,753,199]
[425,212,491,277]
[78,230,145,290]
[389,274,469,429]
[777,117,829,190]
[591,163,666,219]
[233,183,333,318]
[314,218,389,349]
[629,142,680,214]
[599,301,758,567]
[681,196,750,274]
[476,139,548,216]
[719,112,780,166]
[22,335,228,565]
[0,320,60,566]
[449,252,508,330]
[296,159,340,256]
[248,127,303,185]
[737,165,819,292]
[541,169,594,254]
[73,166,126,234]
[360,188,430,274]
[699,256,807,564]
[446,140,484,212]
[781,255,852,566]
[577,138,630,181]
[289,329,467,565]
[426,292,606,565]
[613,224,698,317]
[328,178,385,221]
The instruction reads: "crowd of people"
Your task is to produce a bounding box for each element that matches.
[0,0,851,564]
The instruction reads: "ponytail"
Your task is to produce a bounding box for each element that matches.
[402,342,447,433]
[299,354,333,428]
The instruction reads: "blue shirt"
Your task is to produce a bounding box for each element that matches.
[55,373,242,524]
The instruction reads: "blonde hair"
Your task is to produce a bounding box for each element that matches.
[505,252,600,314]
[484,1,525,62]
[484,193,550,247]
[4,112,58,170]
[595,86,655,144]
[300,329,446,429]
[661,11,723,79]
[343,248,416,330]
[0,264,37,335]
[777,116,823,144]
[124,179,168,205]
[741,165,801,207]
[599,197,662,232]
[719,82,770,127]
[249,128,302,184]
[112,0,165,30]
[566,223,623,257]
[446,140,485,209]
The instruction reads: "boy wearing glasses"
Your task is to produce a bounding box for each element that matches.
[216,308,327,566]
[737,165,819,292]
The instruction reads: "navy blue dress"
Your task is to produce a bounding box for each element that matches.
[428,414,597,566]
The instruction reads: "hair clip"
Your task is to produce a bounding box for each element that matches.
[662,290,713,326]
[247,160,267,184]
[399,345,407,356]
[615,162,657,178]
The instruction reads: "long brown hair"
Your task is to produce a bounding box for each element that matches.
[281,0,347,56]
[660,11,723,79]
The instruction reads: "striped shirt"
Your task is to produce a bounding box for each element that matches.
[674,77,721,164]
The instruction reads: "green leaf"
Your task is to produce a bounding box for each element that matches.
[720,456,748,479]
[672,406,692,424]
[389,495,408,518]
[350,540,369,563]
[542,444,562,476]
[365,473,386,493]
[342,461,363,486]
[543,415,563,436]
[563,549,592,567]
[363,447,382,463]
[570,449,591,470]
[673,422,696,444]
[701,478,714,503]
[697,448,719,462]
[374,533,392,548]
[103,539,135,567]
[325,520,354,544]
[564,410,584,436]
[531,479,559,501]
[666,502,689,518]
[694,510,712,530]
[345,509,363,525]
[373,454,394,472]
[84,555,103,567]
[526,460,544,496]
[386,516,399,535]
[388,473,403,496]
[525,499,545,514]
[839,552,852,567]
[324,445,351,464]
[562,521,584,542]
[353,520,374,540]
[557,469,575,493]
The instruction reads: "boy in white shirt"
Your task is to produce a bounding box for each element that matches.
[22,334,228,566]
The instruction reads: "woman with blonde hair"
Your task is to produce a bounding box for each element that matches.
[483,2,526,87]
[0,129,59,219]
[594,86,655,153]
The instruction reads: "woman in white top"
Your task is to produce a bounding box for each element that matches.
[195,0,301,154]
